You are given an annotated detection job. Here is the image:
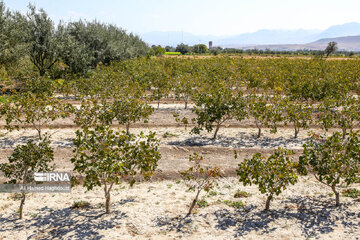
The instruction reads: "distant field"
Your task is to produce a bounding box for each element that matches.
[164,52,181,55]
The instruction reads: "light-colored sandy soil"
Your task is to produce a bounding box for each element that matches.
[0,177,359,240]
[0,102,359,239]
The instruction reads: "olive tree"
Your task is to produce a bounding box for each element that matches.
[237,147,298,211]
[0,139,54,219]
[25,4,60,76]
[298,131,360,206]
[0,2,27,66]
[72,125,161,214]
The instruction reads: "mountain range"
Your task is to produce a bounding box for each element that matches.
[140,22,360,51]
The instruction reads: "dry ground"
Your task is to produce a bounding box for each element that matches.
[0,102,359,239]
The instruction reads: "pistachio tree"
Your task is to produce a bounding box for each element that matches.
[0,139,54,219]
[245,93,283,138]
[318,96,359,139]
[237,148,298,211]
[180,153,221,217]
[191,81,245,140]
[1,93,72,139]
[298,131,360,206]
[112,95,153,135]
[72,125,161,214]
[282,97,313,138]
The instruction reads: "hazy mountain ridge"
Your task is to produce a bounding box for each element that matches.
[241,35,360,51]
[140,22,360,50]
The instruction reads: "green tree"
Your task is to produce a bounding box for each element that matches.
[191,82,245,140]
[73,97,113,130]
[72,125,161,214]
[317,96,360,138]
[193,44,208,54]
[298,131,360,206]
[151,45,166,56]
[324,41,338,58]
[175,43,191,55]
[237,148,298,211]
[0,139,54,219]
[25,4,60,76]
[0,2,27,67]
[245,93,282,138]
[1,93,71,140]
[112,95,154,135]
[60,20,148,74]
[282,97,313,138]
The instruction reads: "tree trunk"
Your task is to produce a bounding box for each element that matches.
[265,195,272,211]
[186,190,201,217]
[331,185,340,207]
[257,127,261,138]
[294,126,299,139]
[342,128,346,139]
[157,99,160,109]
[126,123,130,135]
[38,130,42,140]
[19,192,26,219]
[212,123,221,140]
[105,193,111,214]
[184,100,188,110]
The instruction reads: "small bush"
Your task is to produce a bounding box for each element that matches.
[223,200,245,209]
[234,190,250,198]
[197,198,208,208]
[342,189,360,198]
[71,201,91,209]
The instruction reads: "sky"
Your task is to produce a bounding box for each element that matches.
[3,0,360,36]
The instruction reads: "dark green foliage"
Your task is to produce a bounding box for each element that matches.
[175,43,191,55]
[324,42,338,57]
[59,20,148,74]
[25,4,60,76]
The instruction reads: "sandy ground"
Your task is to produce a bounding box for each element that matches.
[0,177,359,240]
[0,102,359,239]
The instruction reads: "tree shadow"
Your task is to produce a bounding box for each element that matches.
[0,206,127,239]
[213,196,360,238]
[0,136,74,148]
[169,132,310,149]
[154,214,194,234]
[0,136,37,149]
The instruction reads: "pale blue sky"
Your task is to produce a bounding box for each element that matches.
[3,0,360,36]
